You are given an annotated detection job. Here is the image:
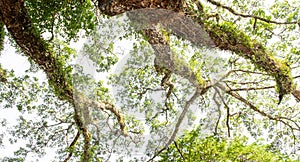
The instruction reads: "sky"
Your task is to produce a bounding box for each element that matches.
[0,36,87,161]
[0,1,299,160]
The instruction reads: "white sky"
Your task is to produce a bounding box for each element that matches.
[0,1,299,160]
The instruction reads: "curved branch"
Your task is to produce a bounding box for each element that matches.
[212,89,221,135]
[217,83,300,132]
[215,87,231,137]
[0,1,125,161]
[63,131,80,162]
[206,0,299,25]
[147,87,202,162]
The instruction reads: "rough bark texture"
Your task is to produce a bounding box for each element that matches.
[0,0,73,100]
[144,28,202,88]
[0,0,91,160]
[98,0,185,16]
[1,0,299,161]
[204,23,294,97]
[98,0,298,101]
[0,0,125,161]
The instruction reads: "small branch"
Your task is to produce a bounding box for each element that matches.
[212,89,221,135]
[147,88,202,162]
[63,131,80,162]
[217,83,300,135]
[215,87,231,137]
[174,141,186,162]
[293,75,300,79]
[206,0,299,25]
[137,87,164,99]
[230,69,268,75]
[224,77,271,85]
[228,86,274,92]
[291,65,300,69]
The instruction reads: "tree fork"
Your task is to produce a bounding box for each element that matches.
[0,0,125,161]
[98,0,299,102]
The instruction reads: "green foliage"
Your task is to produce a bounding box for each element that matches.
[26,0,96,41]
[81,30,118,72]
[160,130,294,162]
[1,0,300,161]
[206,20,294,97]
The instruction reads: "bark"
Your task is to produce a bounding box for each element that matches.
[293,89,300,102]
[98,0,298,101]
[0,0,91,160]
[98,0,185,16]
[0,0,125,161]
[0,21,4,52]
[144,28,202,88]
[0,0,299,160]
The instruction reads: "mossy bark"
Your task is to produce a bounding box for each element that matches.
[0,1,123,161]
[99,0,295,100]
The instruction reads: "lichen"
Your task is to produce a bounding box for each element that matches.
[189,58,206,86]
[204,21,294,96]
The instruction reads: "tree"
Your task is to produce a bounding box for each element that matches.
[0,0,299,161]
[159,129,293,161]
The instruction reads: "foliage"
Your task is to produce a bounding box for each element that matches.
[25,0,96,41]
[0,0,300,161]
[159,129,294,162]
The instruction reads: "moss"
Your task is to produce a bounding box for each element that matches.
[189,58,206,86]
[0,21,4,53]
[204,21,294,95]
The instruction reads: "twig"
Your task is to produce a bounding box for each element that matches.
[63,131,80,162]
[217,83,300,138]
[294,75,300,79]
[147,88,202,162]
[215,87,231,137]
[206,0,299,25]
[174,141,186,162]
[212,89,221,135]
[228,86,274,92]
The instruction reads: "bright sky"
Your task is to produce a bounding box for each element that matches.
[0,1,299,160]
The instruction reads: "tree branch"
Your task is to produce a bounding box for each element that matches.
[174,141,186,162]
[0,1,125,161]
[292,89,300,102]
[206,0,299,25]
[217,83,300,132]
[147,87,202,162]
[228,86,274,92]
[215,87,231,137]
[63,131,80,162]
[212,89,221,135]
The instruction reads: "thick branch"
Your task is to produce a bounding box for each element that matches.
[204,21,294,97]
[292,89,300,102]
[0,1,125,161]
[100,2,296,102]
[0,20,4,52]
[143,28,204,88]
